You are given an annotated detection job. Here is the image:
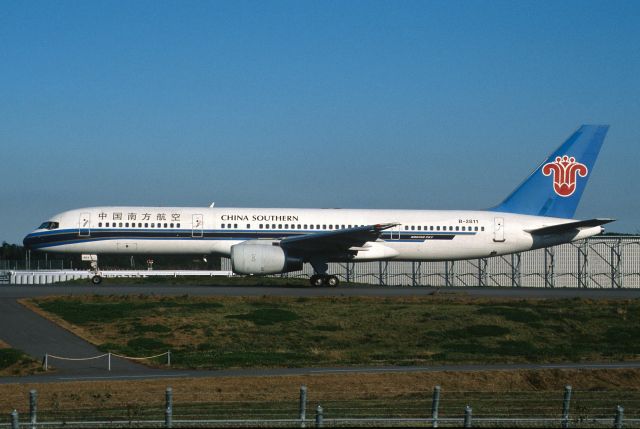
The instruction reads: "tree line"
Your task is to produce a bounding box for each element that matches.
[1,241,221,270]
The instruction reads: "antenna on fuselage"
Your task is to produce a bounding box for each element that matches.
[209,202,215,207]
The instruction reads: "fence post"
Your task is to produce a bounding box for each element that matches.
[29,389,37,429]
[165,387,173,428]
[431,385,441,428]
[463,405,472,428]
[11,410,18,429]
[299,385,307,428]
[346,263,351,284]
[562,385,572,428]
[614,405,624,429]
[315,405,323,428]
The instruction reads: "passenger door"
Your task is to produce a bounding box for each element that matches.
[79,212,91,237]
[192,214,204,238]
[493,217,505,242]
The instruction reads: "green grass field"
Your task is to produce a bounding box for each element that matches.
[31,294,640,369]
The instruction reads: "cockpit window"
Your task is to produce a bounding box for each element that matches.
[38,221,59,230]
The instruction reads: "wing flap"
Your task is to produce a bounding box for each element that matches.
[526,218,614,235]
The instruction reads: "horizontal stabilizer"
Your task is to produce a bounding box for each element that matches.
[526,218,614,235]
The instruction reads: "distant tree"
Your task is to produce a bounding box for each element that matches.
[1,242,24,260]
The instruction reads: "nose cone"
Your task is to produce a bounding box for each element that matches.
[23,233,36,249]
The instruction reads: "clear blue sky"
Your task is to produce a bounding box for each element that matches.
[1,0,639,244]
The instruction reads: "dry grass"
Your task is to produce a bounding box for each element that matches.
[1,368,640,414]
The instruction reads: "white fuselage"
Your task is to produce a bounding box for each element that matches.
[24,206,603,262]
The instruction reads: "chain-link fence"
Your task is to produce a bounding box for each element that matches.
[3,237,640,288]
[220,237,640,288]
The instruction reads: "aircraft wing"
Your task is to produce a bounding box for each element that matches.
[279,223,397,253]
[525,218,614,235]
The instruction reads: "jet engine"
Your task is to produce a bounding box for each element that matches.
[230,241,303,275]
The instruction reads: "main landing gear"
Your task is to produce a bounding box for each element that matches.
[309,274,340,287]
[309,259,340,287]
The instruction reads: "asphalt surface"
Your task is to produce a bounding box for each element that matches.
[1,283,639,384]
[2,283,640,300]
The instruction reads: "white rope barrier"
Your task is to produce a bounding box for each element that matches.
[46,353,109,361]
[43,351,171,371]
[111,351,169,360]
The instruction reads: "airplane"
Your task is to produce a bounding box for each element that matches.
[24,125,613,286]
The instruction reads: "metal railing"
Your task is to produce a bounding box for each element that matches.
[1,385,638,428]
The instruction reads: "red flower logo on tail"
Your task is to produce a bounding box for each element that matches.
[542,155,588,197]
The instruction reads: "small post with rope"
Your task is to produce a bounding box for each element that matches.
[167,350,171,367]
[108,352,111,371]
[43,353,48,371]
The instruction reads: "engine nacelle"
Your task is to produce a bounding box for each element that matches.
[230,241,303,275]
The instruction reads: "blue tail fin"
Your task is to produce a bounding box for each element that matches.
[491,125,608,218]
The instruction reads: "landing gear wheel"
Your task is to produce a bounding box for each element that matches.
[310,275,325,287]
[326,275,340,287]
[91,275,102,285]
